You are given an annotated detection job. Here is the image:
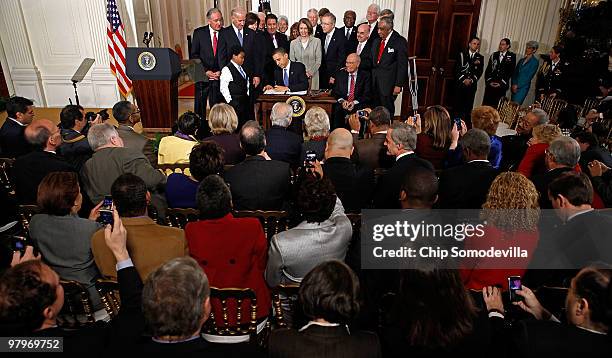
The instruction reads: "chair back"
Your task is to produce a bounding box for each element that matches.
[0,157,15,193]
[203,287,258,342]
[272,284,300,329]
[158,163,190,176]
[95,277,121,319]
[498,99,520,127]
[17,205,41,237]
[581,97,601,117]
[165,208,200,229]
[548,99,568,122]
[57,279,96,328]
[233,210,290,240]
[539,95,555,114]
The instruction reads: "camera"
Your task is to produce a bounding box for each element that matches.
[508,276,523,302]
[85,108,110,122]
[453,117,462,130]
[305,151,317,168]
[357,110,369,119]
[98,195,114,226]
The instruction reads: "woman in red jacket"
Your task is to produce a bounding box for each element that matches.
[517,124,562,178]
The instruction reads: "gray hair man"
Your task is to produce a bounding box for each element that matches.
[534,136,581,208]
[265,102,303,166]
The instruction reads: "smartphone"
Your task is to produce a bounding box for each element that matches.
[357,110,369,118]
[99,195,114,226]
[305,151,317,168]
[453,117,462,130]
[508,276,523,302]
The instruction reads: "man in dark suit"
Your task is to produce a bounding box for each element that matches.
[263,47,309,92]
[374,122,434,208]
[341,10,358,55]
[482,38,516,107]
[13,119,74,204]
[224,121,291,211]
[355,23,372,64]
[190,8,224,138]
[265,102,303,167]
[113,101,158,168]
[0,96,34,158]
[369,17,408,116]
[318,12,347,89]
[332,53,371,129]
[57,104,95,171]
[307,8,324,39]
[438,129,498,209]
[536,45,569,100]
[364,3,380,51]
[348,106,394,169]
[454,36,485,125]
[322,128,374,212]
[263,13,290,85]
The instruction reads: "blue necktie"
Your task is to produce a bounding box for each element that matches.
[283,68,289,86]
[237,29,243,46]
[239,66,246,79]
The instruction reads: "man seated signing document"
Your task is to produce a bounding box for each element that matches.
[263,47,309,93]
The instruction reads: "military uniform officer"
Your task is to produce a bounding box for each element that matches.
[454,36,484,126]
[482,38,516,107]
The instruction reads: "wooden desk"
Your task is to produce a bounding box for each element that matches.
[255,94,337,130]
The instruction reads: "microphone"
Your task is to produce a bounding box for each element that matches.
[143,32,148,46]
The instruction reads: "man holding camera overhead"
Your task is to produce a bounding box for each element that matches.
[332,53,371,130]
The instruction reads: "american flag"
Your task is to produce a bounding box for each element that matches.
[106,0,132,97]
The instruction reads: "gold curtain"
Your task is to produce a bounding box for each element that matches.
[217,0,252,23]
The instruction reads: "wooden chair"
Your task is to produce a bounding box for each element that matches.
[57,279,96,328]
[538,95,555,114]
[271,284,300,329]
[158,163,190,176]
[95,277,121,319]
[0,157,15,193]
[17,205,41,237]
[548,99,568,122]
[165,208,200,229]
[581,97,601,117]
[233,210,290,240]
[499,100,520,127]
[202,287,259,343]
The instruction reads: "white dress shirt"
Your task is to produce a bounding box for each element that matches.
[232,24,243,44]
[357,41,366,56]
[220,60,249,103]
[396,151,415,161]
[341,70,359,105]
[280,61,292,86]
[324,28,336,52]
[8,117,26,127]
[209,27,219,48]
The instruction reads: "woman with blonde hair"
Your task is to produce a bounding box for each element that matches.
[415,105,453,169]
[471,106,502,169]
[203,103,245,164]
[289,18,322,90]
[517,123,562,177]
[301,106,330,161]
[460,172,540,290]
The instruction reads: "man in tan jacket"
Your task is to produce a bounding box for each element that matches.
[92,173,188,280]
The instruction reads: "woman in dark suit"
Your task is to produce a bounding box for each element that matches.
[269,260,382,358]
[203,103,245,165]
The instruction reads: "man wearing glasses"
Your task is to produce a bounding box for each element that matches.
[113,101,158,168]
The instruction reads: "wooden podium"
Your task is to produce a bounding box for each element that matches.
[126,48,181,131]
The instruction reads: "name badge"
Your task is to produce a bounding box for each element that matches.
[388,48,394,53]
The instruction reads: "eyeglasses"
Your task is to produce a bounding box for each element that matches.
[130,109,141,116]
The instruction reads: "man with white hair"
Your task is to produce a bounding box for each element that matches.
[265,102,303,167]
[278,15,289,34]
[364,3,380,49]
[307,8,324,38]
[81,123,166,208]
[318,12,347,89]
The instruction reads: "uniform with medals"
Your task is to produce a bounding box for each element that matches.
[454,49,484,124]
[536,57,569,99]
[482,50,516,107]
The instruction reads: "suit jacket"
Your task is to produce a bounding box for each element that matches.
[364,22,379,50]
[217,25,264,79]
[186,214,270,321]
[332,69,371,108]
[484,51,516,89]
[324,157,375,212]
[269,325,382,358]
[341,26,359,55]
[203,133,245,165]
[58,128,93,171]
[290,36,322,90]
[438,161,499,209]
[190,25,221,77]
[81,147,166,204]
[0,118,30,158]
[91,216,187,280]
[455,50,484,87]
[374,153,434,209]
[263,31,290,84]
[12,150,75,204]
[117,125,158,168]
[319,28,347,87]
[314,24,324,39]
[356,41,373,70]
[536,58,570,97]
[354,132,394,169]
[139,338,261,356]
[265,125,303,167]
[272,61,309,92]
[370,31,408,94]
[224,155,291,211]
[531,167,575,209]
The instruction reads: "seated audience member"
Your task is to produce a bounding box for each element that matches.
[374,122,434,209]
[415,105,453,170]
[471,106,502,169]
[269,260,382,357]
[531,136,581,209]
[225,121,291,210]
[331,53,371,130]
[158,111,199,165]
[12,119,74,204]
[220,46,252,129]
[0,212,144,351]
[301,106,330,161]
[92,173,187,281]
[381,259,502,357]
[460,172,540,290]
[0,96,35,157]
[518,124,562,178]
[400,166,439,209]
[322,128,374,212]
[263,47,309,92]
[500,108,549,170]
[266,174,352,287]
[185,175,270,332]
[348,106,394,169]
[166,142,224,209]
[203,103,245,165]
[588,160,612,207]
[58,104,96,171]
[81,123,166,209]
[484,267,612,356]
[113,100,158,167]
[140,256,259,355]
[265,102,303,167]
[29,172,104,310]
[575,131,612,173]
[438,129,499,209]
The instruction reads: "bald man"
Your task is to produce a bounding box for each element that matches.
[322,128,374,211]
[332,53,372,130]
[13,119,75,204]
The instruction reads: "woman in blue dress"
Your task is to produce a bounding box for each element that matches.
[511,41,540,104]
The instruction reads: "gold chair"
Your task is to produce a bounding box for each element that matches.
[0,157,15,193]
[57,279,96,328]
[95,277,121,319]
[203,287,259,343]
[581,97,601,117]
[17,205,41,237]
[548,99,568,122]
[271,284,300,329]
[158,163,190,176]
[165,208,200,229]
[233,210,290,240]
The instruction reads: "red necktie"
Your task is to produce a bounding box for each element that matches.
[377,38,386,63]
[213,31,218,56]
[347,74,355,102]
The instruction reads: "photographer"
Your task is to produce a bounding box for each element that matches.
[58,105,103,171]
